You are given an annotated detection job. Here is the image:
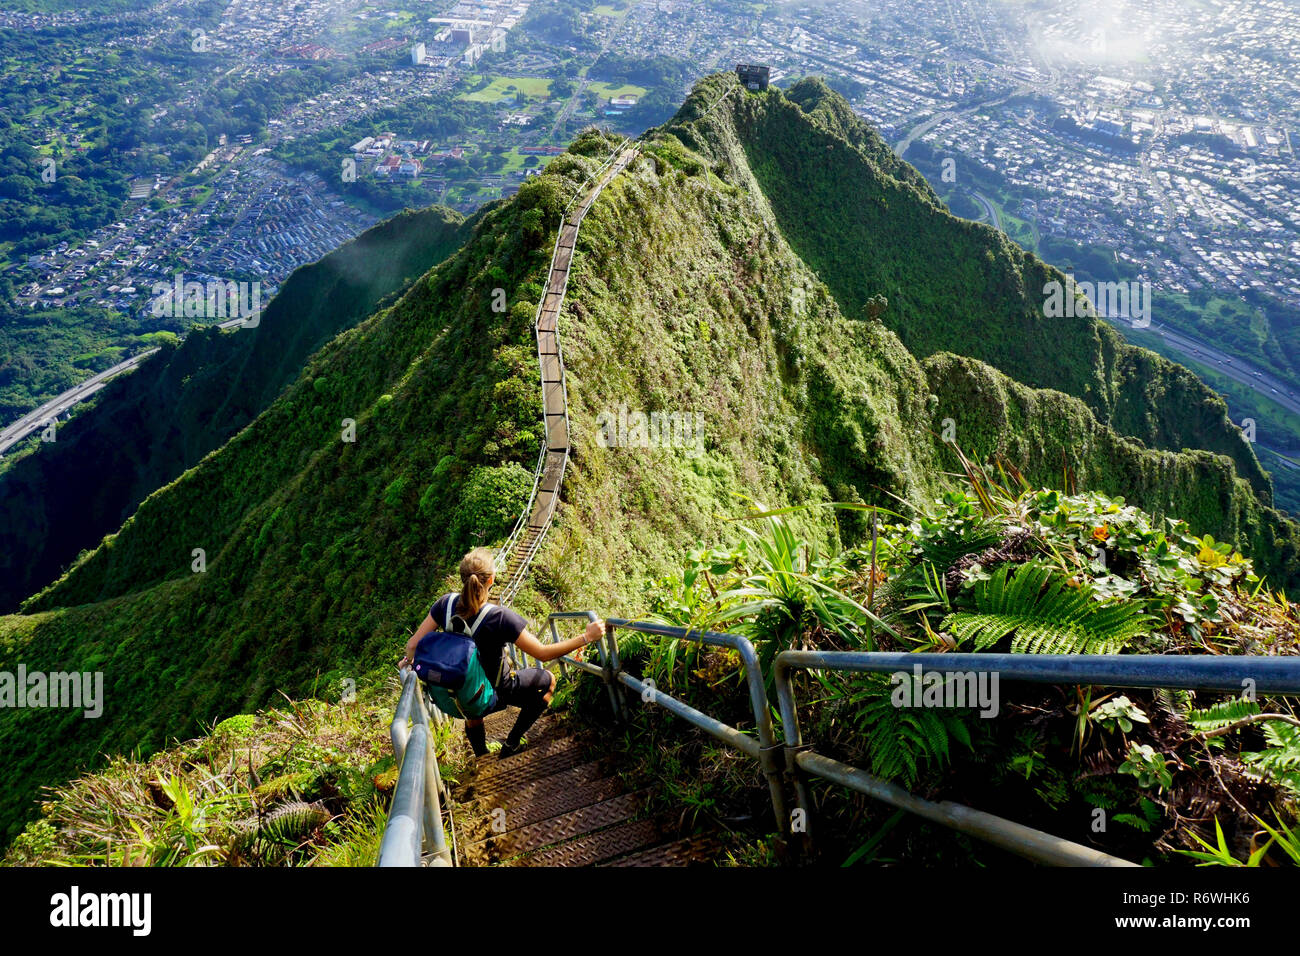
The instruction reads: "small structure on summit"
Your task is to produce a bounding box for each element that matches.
[736,64,770,92]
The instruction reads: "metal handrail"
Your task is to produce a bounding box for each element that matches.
[772,650,1300,867]
[537,612,1299,866]
[541,614,789,831]
[379,669,453,867]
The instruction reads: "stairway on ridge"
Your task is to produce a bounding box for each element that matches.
[452,706,721,867]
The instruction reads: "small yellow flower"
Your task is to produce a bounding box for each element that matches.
[1092,525,1109,542]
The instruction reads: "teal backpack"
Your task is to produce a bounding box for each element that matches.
[413,594,499,720]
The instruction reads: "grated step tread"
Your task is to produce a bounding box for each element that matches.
[464,739,589,798]
[463,777,625,842]
[464,791,647,864]
[601,835,722,867]
[504,817,664,868]
[466,759,611,812]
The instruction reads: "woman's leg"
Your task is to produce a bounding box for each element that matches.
[465,716,488,756]
[502,668,554,752]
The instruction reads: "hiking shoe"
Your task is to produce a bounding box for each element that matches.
[496,736,528,759]
[485,740,503,755]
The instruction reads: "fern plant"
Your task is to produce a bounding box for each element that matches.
[941,562,1155,655]
[1186,697,1261,733]
[1242,721,1300,795]
[833,673,973,788]
[1187,698,1300,795]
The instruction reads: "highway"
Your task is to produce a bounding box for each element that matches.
[972,190,1001,230]
[0,309,259,458]
[0,348,161,455]
[1127,321,1300,421]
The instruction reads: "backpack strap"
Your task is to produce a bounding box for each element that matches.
[467,603,494,636]
[446,593,493,635]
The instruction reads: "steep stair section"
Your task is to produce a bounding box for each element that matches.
[496,146,640,604]
[454,707,719,867]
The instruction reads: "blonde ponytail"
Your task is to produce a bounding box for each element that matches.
[458,547,496,618]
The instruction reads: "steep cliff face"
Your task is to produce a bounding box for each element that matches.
[0,206,467,613]
[921,352,1297,578]
[1,75,1296,844]
[718,77,1272,500]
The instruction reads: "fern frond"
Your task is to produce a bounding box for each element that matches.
[941,562,1154,655]
[1155,687,1192,716]
[1187,698,1260,733]
[1243,721,1300,794]
[844,675,974,788]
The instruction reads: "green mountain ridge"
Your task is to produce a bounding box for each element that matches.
[0,73,1296,845]
[0,205,467,613]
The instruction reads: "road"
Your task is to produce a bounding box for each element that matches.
[1123,321,1300,420]
[894,84,1032,159]
[0,348,161,456]
[0,307,260,458]
[972,190,1001,230]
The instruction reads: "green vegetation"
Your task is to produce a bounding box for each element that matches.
[730,78,1273,504]
[905,135,1300,515]
[1,75,1297,857]
[585,81,648,99]
[0,304,161,421]
[458,76,555,103]
[2,677,470,867]
[602,468,1300,865]
[0,205,467,613]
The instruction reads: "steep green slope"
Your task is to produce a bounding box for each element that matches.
[924,352,1299,577]
[2,75,1298,845]
[727,77,1272,501]
[0,206,467,613]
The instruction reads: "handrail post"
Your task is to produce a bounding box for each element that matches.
[603,621,624,720]
[548,617,569,680]
[731,638,788,842]
[773,655,813,854]
[416,689,452,866]
[604,619,789,834]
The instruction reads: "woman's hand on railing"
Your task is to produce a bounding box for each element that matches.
[584,619,606,645]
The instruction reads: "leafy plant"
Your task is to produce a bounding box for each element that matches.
[942,562,1155,654]
[833,672,973,788]
[1117,743,1173,792]
[1091,695,1150,734]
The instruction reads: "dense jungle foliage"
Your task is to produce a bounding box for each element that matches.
[1,74,1296,859]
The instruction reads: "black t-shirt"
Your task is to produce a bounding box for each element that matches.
[429,593,528,688]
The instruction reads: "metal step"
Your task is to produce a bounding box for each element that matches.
[601,835,721,867]
[504,817,664,868]
[476,714,564,751]
[462,778,630,847]
[471,793,652,865]
[464,739,588,798]
[474,733,577,776]
[481,710,552,738]
[466,759,611,810]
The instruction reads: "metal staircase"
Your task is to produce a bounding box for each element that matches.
[494,142,641,606]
